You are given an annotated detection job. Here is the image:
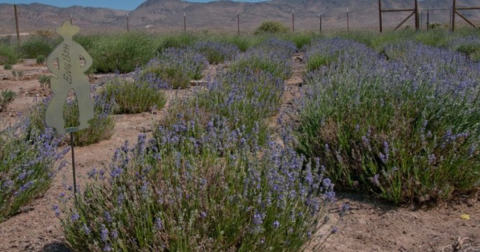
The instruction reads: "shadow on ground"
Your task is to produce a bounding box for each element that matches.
[42,242,72,252]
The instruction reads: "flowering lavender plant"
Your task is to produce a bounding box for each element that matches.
[298,38,480,203]
[193,41,240,64]
[229,39,295,80]
[0,122,67,222]
[141,48,208,89]
[60,113,334,251]
[26,88,115,147]
[103,77,167,114]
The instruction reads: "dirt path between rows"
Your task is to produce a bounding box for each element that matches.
[0,58,479,252]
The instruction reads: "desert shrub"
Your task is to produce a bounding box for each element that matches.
[38,75,51,89]
[27,90,115,146]
[103,78,167,114]
[156,33,198,53]
[141,48,207,89]
[298,39,480,204]
[0,124,67,222]
[193,41,239,64]
[59,113,336,251]
[86,33,157,73]
[3,64,12,70]
[0,90,16,112]
[36,55,46,65]
[427,22,442,30]
[20,36,56,58]
[0,44,20,65]
[254,21,289,35]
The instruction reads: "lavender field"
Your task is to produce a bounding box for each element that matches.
[0,29,479,251]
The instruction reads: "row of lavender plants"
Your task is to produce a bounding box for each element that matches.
[0,122,68,222]
[298,38,480,204]
[58,39,340,251]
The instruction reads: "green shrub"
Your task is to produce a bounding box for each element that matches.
[86,33,157,73]
[20,37,55,59]
[3,64,12,70]
[156,33,198,53]
[0,44,20,65]
[0,90,16,112]
[222,36,253,52]
[36,55,46,65]
[282,32,320,50]
[103,78,167,114]
[38,75,51,89]
[254,21,289,35]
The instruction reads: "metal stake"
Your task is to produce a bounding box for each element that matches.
[70,132,77,196]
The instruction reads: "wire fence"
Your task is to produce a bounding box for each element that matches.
[2,2,480,38]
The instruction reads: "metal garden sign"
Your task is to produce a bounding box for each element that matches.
[45,21,94,195]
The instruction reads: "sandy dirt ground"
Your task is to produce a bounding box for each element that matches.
[0,57,479,252]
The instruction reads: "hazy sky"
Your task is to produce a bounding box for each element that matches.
[0,0,265,11]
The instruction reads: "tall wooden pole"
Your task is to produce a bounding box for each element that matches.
[319,14,322,33]
[127,14,129,32]
[237,14,240,35]
[378,0,383,32]
[70,14,73,25]
[292,10,295,32]
[14,4,20,45]
[347,9,350,31]
[452,0,456,32]
[183,13,186,33]
[426,10,430,30]
[414,0,419,30]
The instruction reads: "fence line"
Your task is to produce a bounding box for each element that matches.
[4,1,480,38]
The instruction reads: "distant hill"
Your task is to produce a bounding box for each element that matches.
[1,0,479,34]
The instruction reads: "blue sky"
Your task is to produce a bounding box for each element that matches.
[0,0,265,11]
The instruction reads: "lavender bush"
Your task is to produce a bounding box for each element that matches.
[0,124,67,222]
[27,89,115,147]
[197,69,285,145]
[103,77,167,114]
[229,39,295,80]
[298,38,480,203]
[193,41,240,64]
[60,113,335,251]
[141,48,208,89]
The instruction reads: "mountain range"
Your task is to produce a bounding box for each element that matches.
[1,0,479,34]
